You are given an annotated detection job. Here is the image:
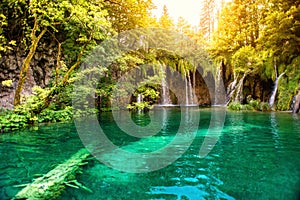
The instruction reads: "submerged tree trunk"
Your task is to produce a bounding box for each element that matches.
[13,148,91,200]
[14,19,47,107]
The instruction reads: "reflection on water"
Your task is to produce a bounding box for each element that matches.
[0,108,300,199]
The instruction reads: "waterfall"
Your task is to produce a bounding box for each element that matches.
[183,70,196,106]
[161,78,171,105]
[226,72,246,105]
[160,65,172,105]
[269,72,285,108]
[234,73,246,103]
[193,70,197,104]
[187,74,194,105]
[185,72,189,105]
[226,78,237,105]
[137,94,142,104]
[214,65,223,105]
[214,61,227,106]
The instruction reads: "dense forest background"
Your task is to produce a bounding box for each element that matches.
[0,0,300,132]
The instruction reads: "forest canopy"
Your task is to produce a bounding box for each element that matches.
[0,0,300,132]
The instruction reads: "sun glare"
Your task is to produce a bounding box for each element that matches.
[152,0,231,27]
[152,0,201,26]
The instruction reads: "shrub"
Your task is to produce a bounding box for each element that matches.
[228,100,270,112]
[0,110,29,132]
[127,102,152,112]
[38,106,73,123]
[228,102,244,111]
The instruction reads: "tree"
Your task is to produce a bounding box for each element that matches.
[13,17,47,106]
[103,0,155,32]
[176,17,192,37]
[258,3,300,65]
[210,0,263,59]
[158,5,174,30]
[199,0,216,41]
[6,0,111,107]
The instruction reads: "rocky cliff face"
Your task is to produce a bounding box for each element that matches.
[220,61,273,104]
[164,68,212,105]
[243,75,273,103]
[0,43,57,109]
[0,44,273,110]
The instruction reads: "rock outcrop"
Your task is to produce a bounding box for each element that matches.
[0,43,57,109]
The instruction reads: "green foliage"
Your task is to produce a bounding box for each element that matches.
[0,85,97,132]
[258,4,300,64]
[231,46,260,73]
[1,0,111,61]
[228,99,270,112]
[59,0,111,61]
[210,0,300,109]
[0,12,16,56]
[127,85,159,111]
[0,110,29,132]
[1,86,74,132]
[38,106,73,123]
[103,0,155,32]
[228,102,244,111]
[276,56,300,110]
[15,86,50,114]
[1,79,12,87]
[127,102,152,111]
[0,13,7,53]
[210,0,261,57]
[158,5,175,30]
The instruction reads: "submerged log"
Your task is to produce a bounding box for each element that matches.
[13,148,91,200]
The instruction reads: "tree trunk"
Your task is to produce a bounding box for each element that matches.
[34,34,92,114]
[13,148,91,200]
[13,19,47,107]
[56,43,62,85]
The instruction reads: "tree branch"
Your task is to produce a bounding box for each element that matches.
[62,32,93,86]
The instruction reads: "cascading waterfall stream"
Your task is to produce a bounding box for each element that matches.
[137,94,142,104]
[269,72,285,108]
[158,65,197,106]
[193,70,196,99]
[184,71,189,105]
[161,66,172,105]
[226,71,248,105]
[214,66,224,105]
[234,73,247,103]
[182,70,196,106]
[187,74,195,105]
[226,78,237,105]
[161,73,172,105]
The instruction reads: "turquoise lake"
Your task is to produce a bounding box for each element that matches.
[1,107,300,199]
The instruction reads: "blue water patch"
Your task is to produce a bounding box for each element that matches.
[148,184,235,200]
[1,108,300,199]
